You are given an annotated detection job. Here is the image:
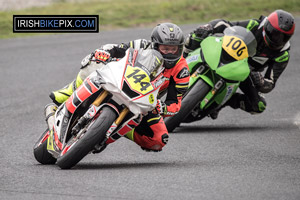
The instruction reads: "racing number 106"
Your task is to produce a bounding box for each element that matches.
[225,37,246,57]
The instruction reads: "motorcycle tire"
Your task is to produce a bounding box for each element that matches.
[164,79,211,132]
[56,106,117,169]
[33,129,57,164]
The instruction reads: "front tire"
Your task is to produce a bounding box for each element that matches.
[164,79,211,132]
[56,106,118,169]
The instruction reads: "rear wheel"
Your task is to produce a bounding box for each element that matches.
[56,106,118,169]
[33,129,57,164]
[164,79,211,132]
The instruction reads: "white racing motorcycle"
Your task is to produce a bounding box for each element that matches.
[33,48,165,169]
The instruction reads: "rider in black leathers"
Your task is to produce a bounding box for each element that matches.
[184,10,295,118]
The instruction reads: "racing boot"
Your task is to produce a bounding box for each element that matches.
[209,104,228,120]
[49,74,83,105]
[208,93,255,120]
[44,103,58,130]
[227,93,267,114]
[209,109,220,120]
[45,103,72,158]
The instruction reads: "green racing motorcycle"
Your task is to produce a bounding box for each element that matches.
[164,26,257,132]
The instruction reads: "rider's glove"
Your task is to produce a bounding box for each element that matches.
[194,24,213,39]
[183,24,213,58]
[94,49,110,63]
[183,33,202,57]
[250,71,264,88]
[154,100,166,115]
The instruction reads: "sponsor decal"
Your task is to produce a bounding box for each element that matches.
[246,20,259,31]
[275,51,289,63]
[221,85,235,105]
[149,94,155,104]
[186,55,199,64]
[165,38,179,42]
[154,76,165,88]
[177,67,189,79]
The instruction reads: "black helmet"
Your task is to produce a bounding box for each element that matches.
[263,10,295,50]
[151,23,184,69]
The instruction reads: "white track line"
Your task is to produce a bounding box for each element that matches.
[294,113,300,129]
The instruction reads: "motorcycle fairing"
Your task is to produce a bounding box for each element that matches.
[201,36,222,70]
[200,82,240,109]
[98,49,164,115]
[215,59,250,82]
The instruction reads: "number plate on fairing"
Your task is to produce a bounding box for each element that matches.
[124,65,154,95]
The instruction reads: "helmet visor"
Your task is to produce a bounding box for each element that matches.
[264,22,292,50]
[158,45,179,55]
[157,44,183,67]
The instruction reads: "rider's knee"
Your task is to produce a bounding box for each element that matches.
[151,133,169,150]
[140,133,169,151]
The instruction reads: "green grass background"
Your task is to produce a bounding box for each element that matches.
[1,0,299,39]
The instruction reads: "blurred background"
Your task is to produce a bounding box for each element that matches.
[1,0,299,39]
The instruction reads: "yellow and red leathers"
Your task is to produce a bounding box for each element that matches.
[62,39,190,151]
[103,40,190,151]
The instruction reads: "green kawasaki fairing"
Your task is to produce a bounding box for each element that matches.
[186,36,250,109]
[164,35,251,132]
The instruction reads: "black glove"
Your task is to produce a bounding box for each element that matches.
[183,34,199,57]
[183,24,213,58]
[194,24,213,39]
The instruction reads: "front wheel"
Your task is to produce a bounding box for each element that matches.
[56,106,118,169]
[164,79,211,132]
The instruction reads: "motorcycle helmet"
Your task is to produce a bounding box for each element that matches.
[151,23,184,69]
[221,26,257,62]
[263,10,295,50]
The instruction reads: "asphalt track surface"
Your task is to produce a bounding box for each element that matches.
[1,21,300,200]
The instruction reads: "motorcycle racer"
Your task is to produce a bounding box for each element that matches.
[184,10,295,118]
[50,23,190,151]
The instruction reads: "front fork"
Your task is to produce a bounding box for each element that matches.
[93,90,130,135]
[91,90,130,152]
[190,66,225,110]
[73,89,130,138]
[200,78,225,110]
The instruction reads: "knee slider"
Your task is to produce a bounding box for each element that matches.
[146,133,168,151]
[161,133,169,145]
